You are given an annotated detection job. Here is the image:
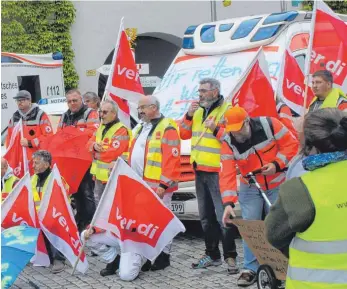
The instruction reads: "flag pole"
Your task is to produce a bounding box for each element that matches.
[102,17,125,103]
[302,0,317,117]
[20,119,29,174]
[71,160,119,275]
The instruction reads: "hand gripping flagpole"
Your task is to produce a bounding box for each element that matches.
[102,17,125,103]
[71,159,119,275]
[19,119,29,174]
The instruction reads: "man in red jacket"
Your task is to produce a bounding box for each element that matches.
[220,106,299,287]
[6,90,53,161]
[58,89,100,232]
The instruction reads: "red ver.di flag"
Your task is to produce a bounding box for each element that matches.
[1,173,50,267]
[38,165,88,273]
[40,127,93,194]
[105,19,144,104]
[3,119,29,178]
[91,158,185,261]
[278,49,315,115]
[306,0,347,86]
[228,47,278,118]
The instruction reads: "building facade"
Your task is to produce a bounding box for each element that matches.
[71,1,300,94]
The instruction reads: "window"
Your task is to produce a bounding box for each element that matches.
[200,25,216,43]
[219,23,234,32]
[185,25,197,35]
[17,75,42,103]
[295,54,306,73]
[251,24,284,42]
[231,18,261,40]
[1,56,22,63]
[263,11,298,25]
[182,37,195,49]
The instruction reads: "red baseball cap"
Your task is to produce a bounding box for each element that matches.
[224,106,248,132]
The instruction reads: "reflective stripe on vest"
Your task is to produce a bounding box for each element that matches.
[286,160,347,289]
[12,109,44,127]
[133,118,178,183]
[2,175,18,201]
[90,122,130,182]
[31,174,50,210]
[190,102,230,168]
[59,108,92,127]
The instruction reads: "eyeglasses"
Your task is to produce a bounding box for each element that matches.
[137,104,153,111]
[67,99,80,104]
[15,99,29,103]
[98,110,110,115]
[198,88,215,93]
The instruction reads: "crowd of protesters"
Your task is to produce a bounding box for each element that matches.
[2,69,346,287]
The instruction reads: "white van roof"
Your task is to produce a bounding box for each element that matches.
[181,10,347,55]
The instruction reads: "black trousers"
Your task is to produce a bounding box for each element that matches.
[74,169,96,231]
[195,170,238,260]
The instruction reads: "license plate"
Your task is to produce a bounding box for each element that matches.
[171,202,184,214]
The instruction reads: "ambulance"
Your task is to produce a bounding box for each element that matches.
[154,10,347,219]
[1,52,65,135]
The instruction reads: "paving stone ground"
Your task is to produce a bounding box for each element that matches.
[13,223,258,289]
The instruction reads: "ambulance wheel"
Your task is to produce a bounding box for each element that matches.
[257,265,278,289]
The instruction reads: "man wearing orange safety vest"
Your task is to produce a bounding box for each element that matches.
[179,78,238,274]
[58,89,100,232]
[6,90,54,160]
[87,99,130,206]
[221,106,299,287]
[129,94,181,271]
[276,100,298,139]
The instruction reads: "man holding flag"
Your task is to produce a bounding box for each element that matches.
[58,89,99,232]
[179,78,239,273]
[6,90,53,161]
[31,150,69,273]
[129,94,181,271]
[309,70,347,112]
[87,99,131,205]
[221,106,299,286]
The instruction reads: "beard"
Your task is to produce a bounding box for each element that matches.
[199,98,216,108]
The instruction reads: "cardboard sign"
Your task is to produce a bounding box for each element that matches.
[232,219,288,280]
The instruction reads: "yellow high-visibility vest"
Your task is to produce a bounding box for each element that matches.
[286,160,347,289]
[90,122,131,182]
[190,102,231,169]
[1,175,18,202]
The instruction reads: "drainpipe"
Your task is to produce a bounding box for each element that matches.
[210,0,217,22]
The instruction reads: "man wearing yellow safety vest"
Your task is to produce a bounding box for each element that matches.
[31,150,69,274]
[87,99,130,206]
[128,94,181,272]
[265,108,347,289]
[179,78,239,274]
[1,158,19,202]
[309,70,347,112]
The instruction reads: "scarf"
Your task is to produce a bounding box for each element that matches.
[302,151,347,171]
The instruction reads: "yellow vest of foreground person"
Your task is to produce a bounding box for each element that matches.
[286,160,347,289]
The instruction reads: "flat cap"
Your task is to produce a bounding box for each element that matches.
[14,90,31,100]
